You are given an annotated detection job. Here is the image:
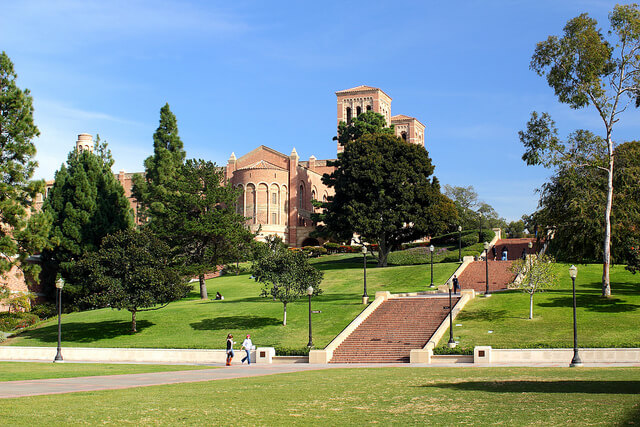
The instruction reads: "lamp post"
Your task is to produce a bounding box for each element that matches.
[483,241,490,297]
[307,286,314,348]
[447,280,456,348]
[458,225,462,262]
[569,265,582,367]
[362,245,368,304]
[429,244,435,288]
[527,241,533,271]
[54,278,64,362]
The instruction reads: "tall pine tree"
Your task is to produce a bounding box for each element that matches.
[0,51,51,278]
[41,137,133,301]
[132,103,186,225]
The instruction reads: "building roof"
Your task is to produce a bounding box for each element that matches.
[391,114,426,128]
[238,160,288,171]
[335,85,392,100]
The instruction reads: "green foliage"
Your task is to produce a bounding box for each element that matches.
[505,220,526,238]
[301,246,327,257]
[29,302,57,320]
[323,132,457,266]
[430,229,495,246]
[335,111,394,148]
[323,242,339,253]
[511,254,559,319]
[387,243,487,266]
[41,138,133,300]
[153,159,250,299]
[0,312,39,331]
[443,185,507,231]
[0,51,51,277]
[74,229,191,333]
[132,103,186,224]
[252,247,323,326]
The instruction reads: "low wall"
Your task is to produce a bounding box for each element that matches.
[0,346,278,365]
[474,346,640,364]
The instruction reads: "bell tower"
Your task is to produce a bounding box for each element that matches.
[335,85,392,154]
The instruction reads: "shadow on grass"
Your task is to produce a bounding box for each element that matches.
[14,320,154,343]
[538,294,639,313]
[457,308,511,322]
[423,380,640,394]
[190,316,281,331]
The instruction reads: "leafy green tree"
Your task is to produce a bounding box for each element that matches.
[41,138,133,300]
[443,185,506,235]
[323,132,457,266]
[75,229,190,332]
[252,247,323,326]
[511,254,559,319]
[521,4,640,297]
[505,220,526,238]
[0,51,51,277]
[132,103,186,225]
[156,159,249,299]
[335,111,394,148]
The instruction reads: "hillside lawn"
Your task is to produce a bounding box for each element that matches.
[6,254,459,352]
[0,362,209,382]
[436,263,640,351]
[1,367,638,425]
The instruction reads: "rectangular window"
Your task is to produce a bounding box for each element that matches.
[271,212,277,224]
[272,193,277,205]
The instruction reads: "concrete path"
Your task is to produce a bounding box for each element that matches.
[2,361,639,399]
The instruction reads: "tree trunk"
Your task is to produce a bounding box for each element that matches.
[378,235,389,267]
[131,310,137,333]
[199,274,208,300]
[529,293,533,320]
[282,302,287,326]
[602,136,614,297]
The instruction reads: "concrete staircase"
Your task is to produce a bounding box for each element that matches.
[329,296,458,363]
[457,260,516,293]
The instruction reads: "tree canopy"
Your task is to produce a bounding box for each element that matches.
[41,138,133,300]
[75,228,191,332]
[252,244,323,326]
[132,103,186,224]
[0,51,50,278]
[323,132,456,266]
[522,4,640,296]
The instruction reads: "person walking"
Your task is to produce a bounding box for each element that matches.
[452,275,460,294]
[241,334,253,365]
[225,334,235,366]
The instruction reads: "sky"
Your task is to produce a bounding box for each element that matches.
[2,0,638,221]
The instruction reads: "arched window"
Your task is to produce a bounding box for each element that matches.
[356,106,362,116]
[366,105,372,112]
[401,132,408,142]
[299,184,305,210]
[346,107,352,122]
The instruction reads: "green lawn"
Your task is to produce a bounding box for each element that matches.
[0,361,209,382]
[1,367,638,425]
[437,263,640,350]
[5,254,458,352]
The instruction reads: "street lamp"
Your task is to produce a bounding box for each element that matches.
[569,265,582,367]
[54,278,64,362]
[527,241,533,271]
[362,245,368,304]
[458,225,462,262]
[483,241,490,297]
[307,286,314,348]
[429,244,435,288]
[447,280,456,348]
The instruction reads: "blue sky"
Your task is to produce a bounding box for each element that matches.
[2,0,637,221]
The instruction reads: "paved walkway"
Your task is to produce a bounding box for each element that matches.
[2,361,639,399]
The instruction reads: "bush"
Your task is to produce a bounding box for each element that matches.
[460,232,478,247]
[323,242,339,253]
[433,346,474,355]
[30,303,57,320]
[274,346,310,356]
[302,246,327,257]
[387,247,431,265]
[0,312,39,332]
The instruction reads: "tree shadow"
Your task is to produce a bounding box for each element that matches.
[190,316,281,331]
[538,294,640,313]
[14,320,154,343]
[420,380,640,394]
[457,308,510,322]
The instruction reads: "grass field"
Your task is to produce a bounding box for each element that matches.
[1,367,638,425]
[436,263,640,350]
[6,255,458,352]
[0,362,208,382]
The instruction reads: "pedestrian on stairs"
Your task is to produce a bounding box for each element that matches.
[225,334,235,366]
[452,275,460,294]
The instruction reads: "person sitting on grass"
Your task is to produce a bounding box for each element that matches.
[215,292,224,300]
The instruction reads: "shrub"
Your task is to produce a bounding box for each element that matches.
[323,242,339,253]
[433,346,474,355]
[30,303,57,320]
[0,312,39,332]
[302,246,327,257]
[460,232,478,247]
[274,346,310,356]
[387,247,431,265]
